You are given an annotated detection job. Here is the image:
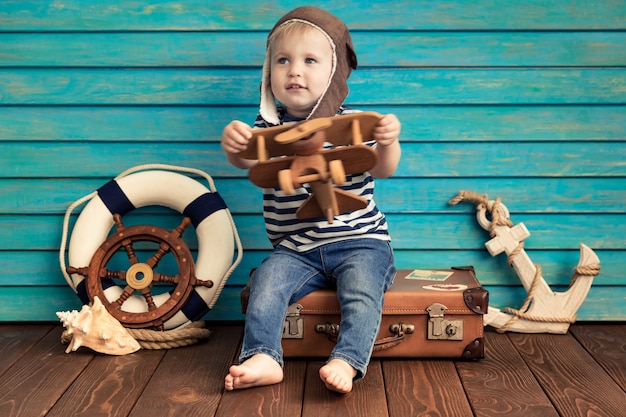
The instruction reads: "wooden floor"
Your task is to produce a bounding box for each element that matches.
[0,323,624,417]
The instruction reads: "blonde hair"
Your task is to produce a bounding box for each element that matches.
[268,20,327,54]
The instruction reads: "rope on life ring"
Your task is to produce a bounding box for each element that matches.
[59,164,243,333]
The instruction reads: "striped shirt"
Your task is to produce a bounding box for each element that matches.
[253,106,390,252]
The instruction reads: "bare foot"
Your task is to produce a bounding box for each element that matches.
[224,354,283,391]
[319,359,358,394]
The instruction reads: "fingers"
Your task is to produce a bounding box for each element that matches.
[222,120,253,154]
[373,114,401,146]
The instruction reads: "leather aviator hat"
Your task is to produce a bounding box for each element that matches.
[259,6,358,125]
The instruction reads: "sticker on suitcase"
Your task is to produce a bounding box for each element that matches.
[405,269,454,281]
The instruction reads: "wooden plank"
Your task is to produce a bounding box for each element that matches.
[377,177,626,213]
[0,286,82,321]
[0,327,94,417]
[0,324,54,376]
[301,361,388,417]
[457,330,559,417]
[569,324,626,391]
[2,69,625,105]
[215,360,307,417]
[128,326,242,417]
[46,349,166,417]
[6,248,623,288]
[382,360,473,417]
[4,32,626,67]
[3,212,625,251]
[3,282,623,322]
[4,178,626,214]
[1,0,625,30]
[2,106,625,143]
[3,142,626,178]
[0,178,261,214]
[508,331,626,417]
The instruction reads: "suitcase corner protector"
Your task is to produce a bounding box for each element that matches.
[462,337,485,360]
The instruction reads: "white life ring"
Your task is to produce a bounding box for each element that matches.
[61,166,242,330]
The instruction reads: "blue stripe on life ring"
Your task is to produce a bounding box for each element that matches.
[76,279,90,304]
[76,276,117,304]
[183,192,227,228]
[180,289,210,321]
[98,180,136,216]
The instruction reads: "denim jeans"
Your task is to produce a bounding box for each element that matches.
[240,238,396,380]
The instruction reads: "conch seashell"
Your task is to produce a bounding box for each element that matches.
[57,296,141,355]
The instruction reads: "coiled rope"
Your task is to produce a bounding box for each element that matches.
[61,320,211,350]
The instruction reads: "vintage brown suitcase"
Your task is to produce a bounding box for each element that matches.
[241,266,488,360]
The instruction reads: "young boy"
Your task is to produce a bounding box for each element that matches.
[222,6,401,394]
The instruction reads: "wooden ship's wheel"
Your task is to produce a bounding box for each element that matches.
[67,214,213,331]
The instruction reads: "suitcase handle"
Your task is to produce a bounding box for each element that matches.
[315,322,414,352]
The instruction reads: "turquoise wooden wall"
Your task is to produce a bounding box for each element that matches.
[1,1,625,322]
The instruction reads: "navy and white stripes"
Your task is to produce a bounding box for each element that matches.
[254,106,391,252]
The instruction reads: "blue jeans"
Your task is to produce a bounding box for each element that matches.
[240,238,396,380]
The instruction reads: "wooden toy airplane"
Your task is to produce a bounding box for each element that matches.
[237,112,383,223]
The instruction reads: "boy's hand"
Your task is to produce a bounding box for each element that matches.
[221,120,256,169]
[221,120,253,154]
[369,113,401,178]
[372,113,400,147]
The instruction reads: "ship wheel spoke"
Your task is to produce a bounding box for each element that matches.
[190,276,214,288]
[153,272,179,284]
[112,285,135,309]
[103,269,127,281]
[146,217,192,269]
[113,214,139,265]
[146,242,171,269]
[141,287,158,312]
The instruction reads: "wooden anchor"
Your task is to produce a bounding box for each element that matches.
[449,191,601,334]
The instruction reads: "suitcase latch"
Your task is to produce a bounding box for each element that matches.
[427,303,464,341]
[282,303,304,339]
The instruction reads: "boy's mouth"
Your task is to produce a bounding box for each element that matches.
[287,83,306,90]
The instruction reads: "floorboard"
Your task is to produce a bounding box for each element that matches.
[457,330,559,417]
[0,323,624,417]
[0,324,54,374]
[0,328,94,417]
[302,361,389,417]
[131,326,241,417]
[509,331,626,417]
[46,350,166,417]
[383,359,473,417]
[569,323,626,392]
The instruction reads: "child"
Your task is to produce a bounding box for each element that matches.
[222,6,401,394]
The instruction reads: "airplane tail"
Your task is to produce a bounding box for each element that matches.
[296,185,367,223]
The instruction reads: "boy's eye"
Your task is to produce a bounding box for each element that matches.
[305,58,316,64]
[277,57,288,64]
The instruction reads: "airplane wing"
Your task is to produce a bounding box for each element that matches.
[236,111,382,160]
[322,146,378,175]
[248,156,296,188]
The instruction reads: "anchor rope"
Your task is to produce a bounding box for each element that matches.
[571,264,601,287]
[449,190,601,333]
[448,191,512,237]
[498,264,575,333]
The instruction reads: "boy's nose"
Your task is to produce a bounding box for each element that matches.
[288,64,302,77]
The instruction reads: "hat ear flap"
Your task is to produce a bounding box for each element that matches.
[347,42,358,69]
[259,48,280,125]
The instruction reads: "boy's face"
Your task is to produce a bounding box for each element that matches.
[270,27,333,119]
